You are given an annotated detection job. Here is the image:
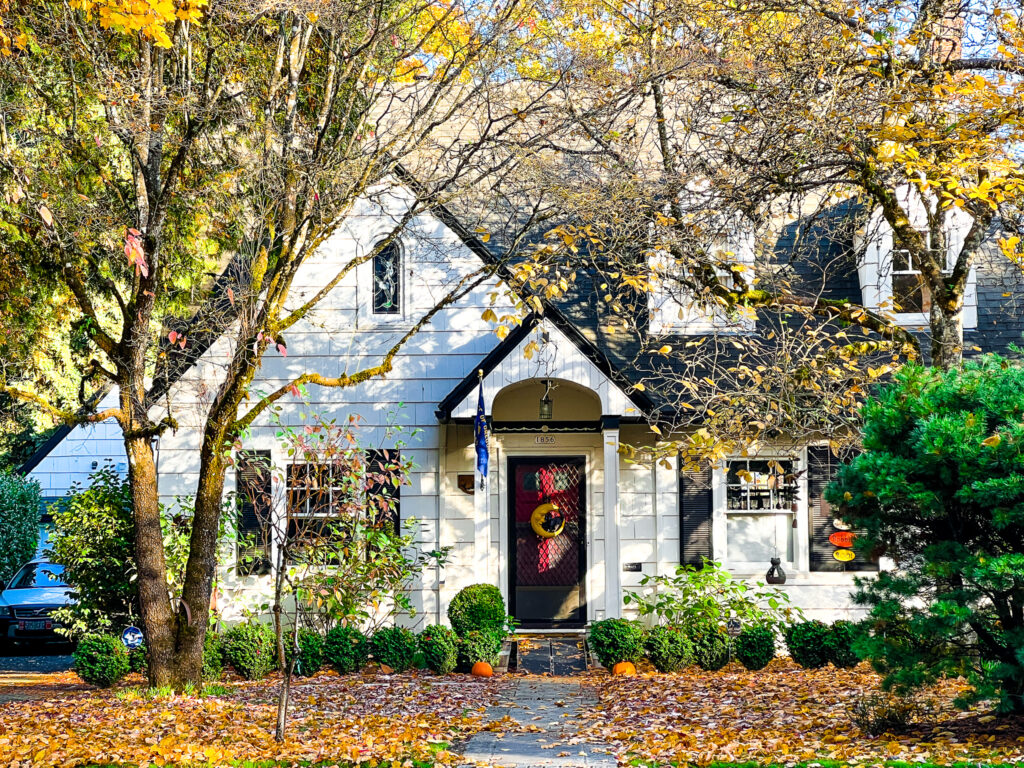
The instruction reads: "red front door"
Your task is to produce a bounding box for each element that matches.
[509,457,586,627]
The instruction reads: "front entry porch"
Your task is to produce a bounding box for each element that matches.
[508,456,587,629]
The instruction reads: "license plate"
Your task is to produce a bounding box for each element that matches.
[22,620,48,631]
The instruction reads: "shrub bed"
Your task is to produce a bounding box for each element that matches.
[448,584,508,636]
[589,618,645,669]
[74,634,129,688]
[222,620,276,680]
[419,624,458,675]
[785,620,831,669]
[690,624,730,671]
[324,625,369,674]
[734,625,775,671]
[371,626,418,673]
[456,629,503,672]
[644,625,693,673]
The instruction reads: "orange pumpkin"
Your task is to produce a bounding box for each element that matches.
[471,661,493,677]
[611,661,636,676]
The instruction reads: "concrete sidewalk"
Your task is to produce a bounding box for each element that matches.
[458,677,616,768]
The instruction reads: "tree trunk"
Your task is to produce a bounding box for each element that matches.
[124,435,179,688]
[930,301,964,371]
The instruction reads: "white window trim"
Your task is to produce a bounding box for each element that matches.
[711,448,810,576]
[648,229,757,335]
[357,238,413,329]
[858,206,977,330]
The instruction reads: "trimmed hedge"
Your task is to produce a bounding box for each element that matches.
[824,620,861,668]
[203,629,224,681]
[734,625,775,671]
[456,629,503,672]
[588,618,645,669]
[371,626,418,673]
[448,584,507,637]
[222,620,277,680]
[784,620,831,669]
[419,624,458,675]
[690,624,730,671]
[324,625,369,674]
[289,628,325,677]
[74,634,129,688]
[644,625,693,673]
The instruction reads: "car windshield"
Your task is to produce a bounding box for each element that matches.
[8,563,68,589]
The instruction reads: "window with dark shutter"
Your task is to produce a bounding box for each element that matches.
[236,450,272,576]
[372,241,401,314]
[680,463,713,566]
[808,445,877,572]
[365,448,401,535]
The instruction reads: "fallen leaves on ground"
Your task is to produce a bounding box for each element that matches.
[0,670,498,766]
[574,658,1024,765]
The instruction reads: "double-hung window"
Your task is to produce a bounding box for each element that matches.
[722,458,799,570]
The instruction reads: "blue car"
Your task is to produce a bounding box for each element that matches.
[0,560,74,649]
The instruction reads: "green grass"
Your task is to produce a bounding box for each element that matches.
[630,762,1024,768]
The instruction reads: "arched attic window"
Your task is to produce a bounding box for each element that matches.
[372,240,401,314]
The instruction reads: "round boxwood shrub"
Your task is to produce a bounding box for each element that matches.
[588,618,645,669]
[324,625,369,674]
[286,628,325,677]
[784,620,831,669]
[222,619,276,680]
[644,625,693,673]
[74,634,130,688]
[371,626,418,673]
[734,625,776,671]
[824,620,861,668]
[690,624,731,671]
[128,643,148,675]
[448,584,507,637]
[203,629,224,681]
[456,629,503,672]
[419,624,458,675]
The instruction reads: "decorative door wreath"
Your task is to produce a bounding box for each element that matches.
[530,502,566,538]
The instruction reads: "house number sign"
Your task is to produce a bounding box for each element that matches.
[535,435,556,445]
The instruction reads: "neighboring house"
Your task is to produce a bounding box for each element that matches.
[20,185,1024,629]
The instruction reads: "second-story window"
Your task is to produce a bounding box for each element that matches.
[372,241,401,314]
[892,244,931,314]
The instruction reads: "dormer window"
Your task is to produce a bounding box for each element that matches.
[856,196,977,330]
[648,229,756,335]
[372,241,401,314]
[891,246,931,314]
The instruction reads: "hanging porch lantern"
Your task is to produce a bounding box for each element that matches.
[539,379,553,420]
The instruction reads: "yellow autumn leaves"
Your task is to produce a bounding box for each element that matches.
[55,0,209,47]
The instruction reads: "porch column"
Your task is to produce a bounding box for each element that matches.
[602,416,622,618]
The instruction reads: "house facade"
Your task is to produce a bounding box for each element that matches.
[22,185,1024,630]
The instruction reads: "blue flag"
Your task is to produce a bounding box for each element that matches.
[474,379,489,488]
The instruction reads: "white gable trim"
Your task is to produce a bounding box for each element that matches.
[448,319,640,419]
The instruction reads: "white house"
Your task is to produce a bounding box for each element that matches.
[22,185,1024,630]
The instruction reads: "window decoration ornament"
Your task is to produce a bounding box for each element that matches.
[372,240,401,314]
[530,501,565,539]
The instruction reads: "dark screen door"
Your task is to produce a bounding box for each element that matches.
[509,457,586,627]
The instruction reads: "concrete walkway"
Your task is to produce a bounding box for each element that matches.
[459,677,616,768]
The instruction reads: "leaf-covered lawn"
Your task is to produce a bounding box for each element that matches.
[0,670,497,766]
[578,659,1024,766]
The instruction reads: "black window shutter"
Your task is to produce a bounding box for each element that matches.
[808,445,877,572]
[365,449,401,534]
[236,450,272,576]
[680,463,713,566]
